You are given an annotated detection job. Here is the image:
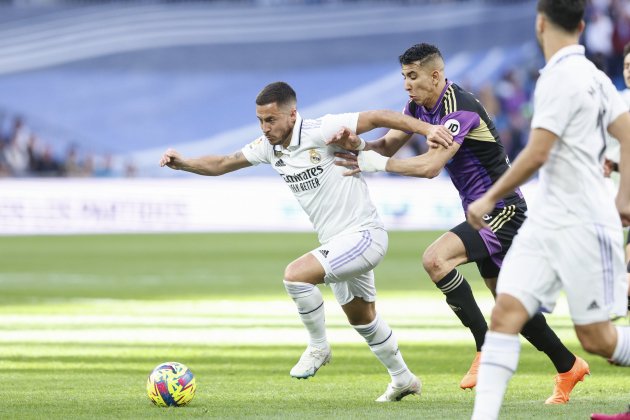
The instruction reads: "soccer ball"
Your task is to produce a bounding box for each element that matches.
[146,362,196,407]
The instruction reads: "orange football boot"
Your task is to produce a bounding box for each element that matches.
[459,352,481,389]
[545,356,590,404]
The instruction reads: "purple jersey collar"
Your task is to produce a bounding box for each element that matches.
[422,79,452,116]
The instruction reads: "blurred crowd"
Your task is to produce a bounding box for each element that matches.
[1,0,627,179]
[584,0,630,85]
[0,114,136,178]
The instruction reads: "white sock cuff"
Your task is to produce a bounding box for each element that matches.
[354,314,394,347]
[283,280,315,299]
[483,331,521,352]
[353,314,379,333]
[612,326,630,366]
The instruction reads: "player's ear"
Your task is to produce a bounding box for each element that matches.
[432,69,440,85]
[536,13,544,35]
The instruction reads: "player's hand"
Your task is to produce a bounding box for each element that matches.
[603,159,618,177]
[426,125,453,149]
[615,193,630,227]
[334,151,361,176]
[160,148,183,169]
[326,127,362,150]
[466,196,495,230]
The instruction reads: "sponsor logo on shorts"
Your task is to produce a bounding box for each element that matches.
[319,249,329,258]
[587,300,600,311]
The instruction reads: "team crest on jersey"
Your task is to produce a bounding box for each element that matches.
[444,119,461,136]
[248,137,264,149]
[309,150,321,164]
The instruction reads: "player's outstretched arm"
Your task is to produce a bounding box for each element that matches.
[335,141,459,178]
[355,110,453,148]
[326,126,413,157]
[159,148,252,176]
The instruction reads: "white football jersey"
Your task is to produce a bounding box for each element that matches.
[529,45,628,229]
[241,112,383,244]
[604,88,630,163]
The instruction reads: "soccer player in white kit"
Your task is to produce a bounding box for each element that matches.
[159,81,454,402]
[591,42,630,420]
[466,1,630,419]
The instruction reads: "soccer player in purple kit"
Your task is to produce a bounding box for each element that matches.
[330,43,588,404]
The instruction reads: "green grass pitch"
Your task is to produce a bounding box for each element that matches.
[0,232,628,419]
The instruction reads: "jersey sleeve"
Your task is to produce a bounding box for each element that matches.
[604,78,629,129]
[440,110,481,145]
[530,73,574,137]
[318,113,360,144]
[241,136,271,165]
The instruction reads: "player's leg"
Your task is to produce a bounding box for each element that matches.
[472,223,560,420]
[472,293,530,420]
[324,228,420,401]
[283,253,330,379]
[422,229,487,357]
[482,266,583,404]
[560,224,630,367]
[339,295,420,402]
[425,222,493,389]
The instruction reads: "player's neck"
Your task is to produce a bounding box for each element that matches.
[542,32,581,62]
[426,80,447,109]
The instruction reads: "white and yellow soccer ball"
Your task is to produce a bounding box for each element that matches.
[146,362,196,407]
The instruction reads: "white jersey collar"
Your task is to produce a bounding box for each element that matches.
[540,44,585,74]
[287,112,303,151]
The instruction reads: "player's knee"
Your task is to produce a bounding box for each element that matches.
[422,248,447,280]
[283,261,302,283]
[346,311,374,326]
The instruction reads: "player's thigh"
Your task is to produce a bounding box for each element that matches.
[555,224,628,324]
[496,223,562,317]
[422,230,468,271]
[311,228,388,283]
[310,229,387,306]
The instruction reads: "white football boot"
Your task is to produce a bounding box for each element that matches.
[289,345,332,379]
[375,375,422,402]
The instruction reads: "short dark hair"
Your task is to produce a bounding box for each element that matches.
[399,43,443,67]
[537,0,585,32]
[256,82,297,107]
[624,42,630,60]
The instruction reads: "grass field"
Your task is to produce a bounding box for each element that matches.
[1,231,628,419]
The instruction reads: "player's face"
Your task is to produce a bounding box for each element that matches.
[401,63,440,109]
[256,102,297,147]
[624,53,630,89]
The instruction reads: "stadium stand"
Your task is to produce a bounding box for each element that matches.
[0,0,545,177]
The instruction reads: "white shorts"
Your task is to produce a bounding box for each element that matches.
[311,228,388,306]
[497,221,628,325]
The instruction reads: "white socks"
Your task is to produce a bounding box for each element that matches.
[354,314,413,387]
[611,326,630,366]
[472,331,521,420]
[283,280,328,349]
